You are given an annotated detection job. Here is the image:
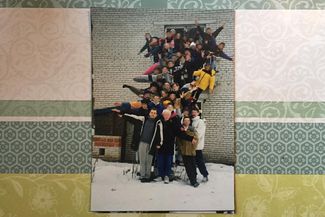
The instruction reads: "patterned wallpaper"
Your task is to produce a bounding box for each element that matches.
[0,9,92,173]
[0,122,92,173]
[4,0,325,9]
[0,9,91,101]
[4,0,141,8]
[235,10,325,174]
[236,11,325,102]
[1,174,325,217]
[1,1,325,217]
[236,122,325,174]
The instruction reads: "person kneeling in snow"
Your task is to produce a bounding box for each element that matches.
[122,108,163,183]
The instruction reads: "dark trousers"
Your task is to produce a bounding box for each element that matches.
[192,88,203,102]
[182,155,197,185]
[123,85,144,96]
[195,150,208,177]
[149,46,160,63]
[157,153,173,178]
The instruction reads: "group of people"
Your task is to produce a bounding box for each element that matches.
[94,19,233,187]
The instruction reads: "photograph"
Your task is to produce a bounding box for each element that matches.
[90,8,235,212]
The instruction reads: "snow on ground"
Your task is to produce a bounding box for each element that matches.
[91,159,234,212]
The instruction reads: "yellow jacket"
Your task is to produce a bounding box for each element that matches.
[193,69,216,91]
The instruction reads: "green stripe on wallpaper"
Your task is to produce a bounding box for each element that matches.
[236,102,325,119]
[0,101,91,117]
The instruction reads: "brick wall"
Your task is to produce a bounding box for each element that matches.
[92,8,235,165]
[93,135,122,161]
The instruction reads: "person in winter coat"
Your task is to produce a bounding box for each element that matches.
[173,32,185,52]
[138,33,152,55]
[122,108,163,182]
[111,98,150,117]
[143,36,161,63]
[192,62,216,102]
[191,107,209,182]
[156,109,197,184]
[133,67,173,85]
[195,19,225,54]
[148,94,164,116]
[177,116,199,187]
[94,100,146,116]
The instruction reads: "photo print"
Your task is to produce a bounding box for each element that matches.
[90,8,235,212]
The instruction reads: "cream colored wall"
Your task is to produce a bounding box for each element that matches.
[236,10,325,102]
[0,9,91,101]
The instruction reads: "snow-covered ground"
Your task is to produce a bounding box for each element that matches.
[91,159,234,212]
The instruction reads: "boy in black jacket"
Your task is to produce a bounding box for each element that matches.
[122,108,163,182]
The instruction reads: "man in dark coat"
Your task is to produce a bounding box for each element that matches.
[155,109,197,184]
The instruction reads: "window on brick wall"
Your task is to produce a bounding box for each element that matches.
[165,24,206,37]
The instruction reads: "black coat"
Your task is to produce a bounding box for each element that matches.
[123,114,162,154]
[158,116,193,155]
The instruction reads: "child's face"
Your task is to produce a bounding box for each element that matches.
[149,86,157,93]
[153,96,160,103]
[143,93,150,99]
[161,91,167,97]
[205,64,212,71]
[172,84,179,91]
[163,82,171,90]
[142,103,148,109]
[191,110,199,117]
[218,43,225,50]
[162,67,168,73]
[183,118,191,127]
[153,69,161,74]
[167,104,174,111]
[176,52,182,57]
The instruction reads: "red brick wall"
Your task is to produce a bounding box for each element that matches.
[92,135,122,161]
[93,136,121,147]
